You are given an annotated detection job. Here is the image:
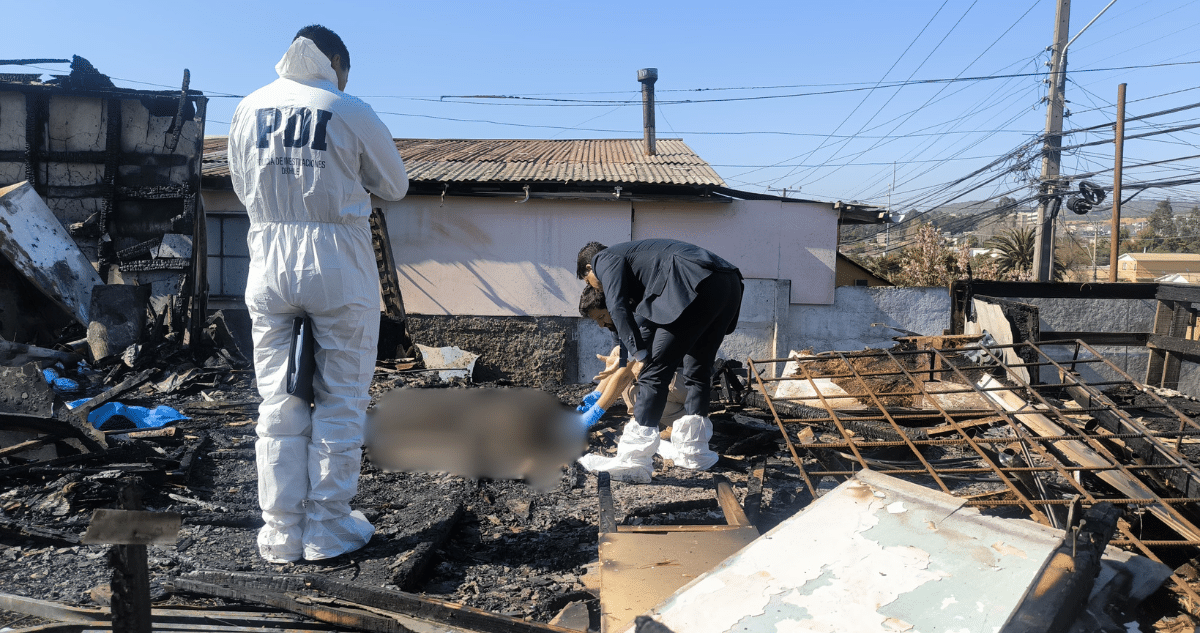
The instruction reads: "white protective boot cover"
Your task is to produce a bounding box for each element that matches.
[663,414,719,470]
[577,420,660,483]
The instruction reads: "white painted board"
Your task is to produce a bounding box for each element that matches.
[0,181,104,325]
[636,470,1064,633]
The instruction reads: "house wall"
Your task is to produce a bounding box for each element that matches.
[203,190,838,316]
[631,200,837,305]
[835,261,889,287]
[373,195,838,317]
[382,196,631,316]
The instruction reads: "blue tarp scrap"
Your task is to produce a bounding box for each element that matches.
[42,367,82,394]
[67,398,189,430]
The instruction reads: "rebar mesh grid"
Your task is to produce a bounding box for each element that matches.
[748,338,1200,603]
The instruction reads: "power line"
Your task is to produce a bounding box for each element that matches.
[727,1,952,187]
[1064,98,1200,134]
[775,0,980,190]
[796,0,1038,196]
[429,60,1200,107]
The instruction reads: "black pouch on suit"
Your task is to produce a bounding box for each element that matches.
[286,315,316,404]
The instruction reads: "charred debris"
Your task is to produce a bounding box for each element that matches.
[2,60,1200,633]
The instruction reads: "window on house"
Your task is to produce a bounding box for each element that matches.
[855,279,870,287]
[206,214,250,298]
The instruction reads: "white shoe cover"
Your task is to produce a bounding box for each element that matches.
[665,415,719,470]
[303,509,374,561]
[577,420,659,483]
[258,517,303,563]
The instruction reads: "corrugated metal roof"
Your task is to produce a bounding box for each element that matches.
[203,137,725,187]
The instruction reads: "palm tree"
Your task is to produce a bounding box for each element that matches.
[987,228,1035,277]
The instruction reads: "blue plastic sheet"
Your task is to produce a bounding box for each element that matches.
[67,398,189,430]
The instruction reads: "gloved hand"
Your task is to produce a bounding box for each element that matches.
[577,390,602,412]
[580,404,606,429]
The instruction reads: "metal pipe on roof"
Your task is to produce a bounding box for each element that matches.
[638,68,657,156]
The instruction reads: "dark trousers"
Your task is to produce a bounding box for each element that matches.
[633,271,742,428]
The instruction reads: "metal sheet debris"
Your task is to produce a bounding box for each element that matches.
[415,344,479,381]
[638,470,1065,633]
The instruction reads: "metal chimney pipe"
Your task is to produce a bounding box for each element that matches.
[638,68,657,156]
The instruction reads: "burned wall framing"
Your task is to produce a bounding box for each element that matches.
[950,280,1200,390]
[0,71,209,343]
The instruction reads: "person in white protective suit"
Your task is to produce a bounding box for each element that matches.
[228,25,408,563]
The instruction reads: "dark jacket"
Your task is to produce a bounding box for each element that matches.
[591,239,741,356]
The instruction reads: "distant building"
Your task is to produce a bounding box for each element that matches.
[835,252,892,287]
[1157,272,1200,284]
[1115,252,1200,282]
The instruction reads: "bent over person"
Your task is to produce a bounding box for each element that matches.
[228,25,408,562]
[575,239,743,483]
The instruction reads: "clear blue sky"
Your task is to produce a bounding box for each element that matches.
[7,0,1200,215]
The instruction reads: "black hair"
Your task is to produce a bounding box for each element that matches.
[578,284,607,317]
[295,24,350,70]
[576,242,608,279]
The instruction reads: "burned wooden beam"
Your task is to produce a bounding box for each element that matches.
[723,431,781,456]
[743,456,766,528]
[0,591,338,632]
[0,515,81,545]
[172,571,580,633]
[0,447,121,481]
[167,433,209,483]
[1063,383,1200,499]
[390,502,463,591]
[0,437,53,459]
[623,498,716,517]
[179,512,262,529]
[0,411,107,454]
[0,593,107,623]
[180,400,259,415]
[73,369,155,426]
[713,475,753,528]
[105,427,180,441]
[166,577,416,633]
[597,472,618,535]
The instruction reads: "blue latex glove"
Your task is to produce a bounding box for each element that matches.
[580,404,606,429]
[577,390,602,412]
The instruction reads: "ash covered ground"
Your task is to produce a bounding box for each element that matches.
[0,370,812,625]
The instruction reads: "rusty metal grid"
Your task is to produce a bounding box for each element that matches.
[748,339,1200,604]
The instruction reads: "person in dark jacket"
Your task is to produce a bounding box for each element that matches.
[575,239,743,482]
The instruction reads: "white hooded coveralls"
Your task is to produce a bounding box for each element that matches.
[228,37,408,562]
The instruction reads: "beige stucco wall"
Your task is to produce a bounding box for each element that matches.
[381,196,631,316]
[203,189,839,317]
[379,196,837,317]
[632,199,836,305]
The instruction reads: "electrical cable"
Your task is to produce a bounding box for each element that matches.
[726,0,952,185]
[792,0,1037,195]
[773,0,980,189]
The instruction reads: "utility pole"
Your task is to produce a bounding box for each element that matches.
[1033,0,1071,282]
[1109,83,1126,282]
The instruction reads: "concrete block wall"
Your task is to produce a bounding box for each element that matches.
[215,286,1197,396]
[791,286,952,354]
[1008,296,1199,396]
